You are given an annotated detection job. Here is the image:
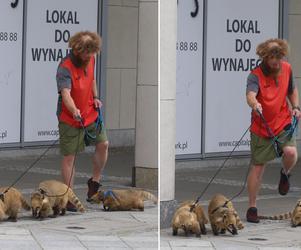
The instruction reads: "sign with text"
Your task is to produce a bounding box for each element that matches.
[176,0,203,155]
[24,0,98,142]
[205,0,279,153]
[0,1,23,143]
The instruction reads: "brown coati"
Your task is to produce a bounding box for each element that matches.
[90,189,157,211]
[31,180,85,219]
[172,201,208,237]
[208,194,244,236]
[259,199,301,227]
[0,187,31,222]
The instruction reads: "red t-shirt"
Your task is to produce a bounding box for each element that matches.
[56,53,97,128]
[250,61,292,137]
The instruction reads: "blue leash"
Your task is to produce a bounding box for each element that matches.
[104,190,118,201]
[278,116,299,141]
[103,190,119,211]
[258,110,298,158]
[79,108,103,140]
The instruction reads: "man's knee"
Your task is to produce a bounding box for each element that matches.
[62,155,75,166]
[283,146,297,159]
[250,164,265,178]
[252,164,265,172]
[96,140,109,153]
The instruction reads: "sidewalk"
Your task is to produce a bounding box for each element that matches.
[161,211,301,249]
[0,147,158,250]
[161,158,301,249]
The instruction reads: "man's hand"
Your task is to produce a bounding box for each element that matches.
[292,107,301,120]
[94,98,103,109]
[253,102,263,115]
[73,109,82,121]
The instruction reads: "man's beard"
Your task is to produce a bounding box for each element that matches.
[264,62,281,77]
[74,55,90,68]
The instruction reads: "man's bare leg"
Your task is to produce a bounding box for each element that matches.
[92,140,109,182]
[247,164,265,208]
[61,154,75,188]
[282,146,297,174]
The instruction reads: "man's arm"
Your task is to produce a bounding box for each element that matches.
[246,91,262,113]
[61,88,81,119]
[92,79,98,98]
[57,66,81,120]
[288,87,301,119]
[288,86,299,108]
[92,79,102,108]
[246,73,262,113]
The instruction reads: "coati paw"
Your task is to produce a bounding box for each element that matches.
[213,231,219,236]
[7,217,17,222]
[212,225,219,236]
[201,225,207,235]
[232,227,238,235]
[103,206,110,211]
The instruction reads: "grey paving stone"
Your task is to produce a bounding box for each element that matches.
[120,236,158,248]
[0,235,41,250]
[78,235,128,248]
[168,239,212,247]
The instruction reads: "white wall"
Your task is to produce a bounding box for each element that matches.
[135,0,158,171]
[288,0,301,140]
[105,0,139,146]
[160,0,177,201]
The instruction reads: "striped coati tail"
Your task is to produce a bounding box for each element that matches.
[258,212,292,220]
[68,190,85,212]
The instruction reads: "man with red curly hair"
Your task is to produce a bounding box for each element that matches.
[56,31,108,211]
[246,38,301,223]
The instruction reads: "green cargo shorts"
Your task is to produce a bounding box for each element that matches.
[58,121,108,156]
[250,129,296,165]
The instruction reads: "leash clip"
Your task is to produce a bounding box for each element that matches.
[189,202,196,212]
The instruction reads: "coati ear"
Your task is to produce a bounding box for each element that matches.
[38,188,47,199]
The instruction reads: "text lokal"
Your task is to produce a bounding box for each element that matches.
[46,10,79,24]
[226,19,260,34]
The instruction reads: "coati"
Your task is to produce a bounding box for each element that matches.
[0,187,30,222]
[90,189,157,211]
[31,180,85,219]
[208,194,244,235]
[259,199,301,227]
[172,201,208,237]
